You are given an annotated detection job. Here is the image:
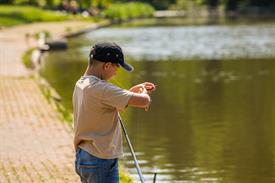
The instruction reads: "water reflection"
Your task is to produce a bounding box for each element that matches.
[80,25,275,60]
[119,59,275,183]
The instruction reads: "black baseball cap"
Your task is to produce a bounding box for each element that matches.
[89,42,134,72]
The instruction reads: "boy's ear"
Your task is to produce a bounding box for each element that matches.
[102,62,108,70]
[103,62,111,70]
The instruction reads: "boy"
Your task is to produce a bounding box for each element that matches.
[73,42,156,183]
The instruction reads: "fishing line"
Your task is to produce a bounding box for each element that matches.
[111,78,127,88]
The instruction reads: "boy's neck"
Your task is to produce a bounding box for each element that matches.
[84,66,105,80]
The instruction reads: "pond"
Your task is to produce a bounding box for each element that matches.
[40,22,275,182]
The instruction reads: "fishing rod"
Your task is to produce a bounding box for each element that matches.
[118,115,158,183]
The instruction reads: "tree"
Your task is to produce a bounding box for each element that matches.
[0,0,14,4]
[170,0,204,10]
[138,0,176,10]
[225,0,238,11]
[205,0,219,8]
[248,0,274,7]
[78,0,92,9]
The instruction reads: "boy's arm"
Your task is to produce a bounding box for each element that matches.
[128,92,151,108]
[127,82,156,109]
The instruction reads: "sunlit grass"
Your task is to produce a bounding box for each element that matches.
[103,2,155,21]
[0,5,92,27]
[22,48,35,69]
[120,165,134,183]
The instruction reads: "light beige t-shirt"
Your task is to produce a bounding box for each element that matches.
[73,75,133,159]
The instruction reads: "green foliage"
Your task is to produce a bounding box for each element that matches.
[248,0,275,7]
[33,30,51,40]
[103,2,155,21]
[223,0,275,12]
[12,0,60,7]
[119,165,134,183]
[13,0,39,6]
[204,0,220,7]
[91,0,111,9]
[55,99,73,124]
[2,0,275,12]
[0,5,68,26]
[138,0,176,10]
[79,0,91,9]
[0,0,14,4]
[0,5,94,27]
[170,0,204,10]
[170,0,275,13]
[224,0,238,11]
[22,48,35,69]
[0,16,23,26]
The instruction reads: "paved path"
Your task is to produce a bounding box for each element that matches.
[0,21,95,182]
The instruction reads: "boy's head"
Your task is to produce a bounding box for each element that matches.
[89,42,134,72]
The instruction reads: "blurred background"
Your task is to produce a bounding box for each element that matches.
[1,0,275,182]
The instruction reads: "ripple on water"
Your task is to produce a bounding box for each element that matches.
[84,25,275,60]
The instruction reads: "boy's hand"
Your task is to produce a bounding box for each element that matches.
[129,82,156,94]
[129,82,156,112]
[129,84,146,94]
[142,82,156,94]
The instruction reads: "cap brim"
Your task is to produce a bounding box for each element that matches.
[120,62,134,72]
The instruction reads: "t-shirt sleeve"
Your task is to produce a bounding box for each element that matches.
[101,84,133,110]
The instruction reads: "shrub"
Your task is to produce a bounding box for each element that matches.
[103,2,155,21]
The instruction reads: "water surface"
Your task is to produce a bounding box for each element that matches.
[41,24,275,182]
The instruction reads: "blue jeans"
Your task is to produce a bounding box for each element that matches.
[75,148,119,183]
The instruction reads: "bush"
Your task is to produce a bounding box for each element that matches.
[103,2,155,21]
[0,5,68,23]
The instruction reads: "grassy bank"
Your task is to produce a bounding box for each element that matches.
[0,5,91,27]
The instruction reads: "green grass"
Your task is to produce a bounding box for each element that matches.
[22,48,35,69]
[0,5,92,27]
[103,2,155,21]
[120,165,134,183]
